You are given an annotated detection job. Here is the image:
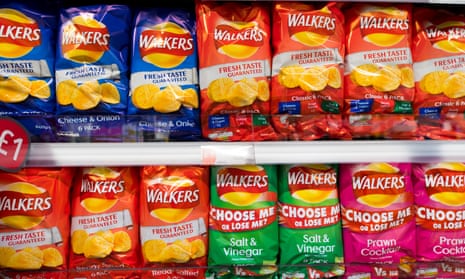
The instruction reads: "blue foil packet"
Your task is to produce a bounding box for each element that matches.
[128,8,200,140]
[0,2,56,116]
[55,4,131,116]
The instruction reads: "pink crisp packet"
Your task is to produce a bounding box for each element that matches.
[340,163,416,278]
[414,162,465,279]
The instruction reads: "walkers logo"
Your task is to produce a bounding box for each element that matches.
[287,165,337,203]
[0,8,41,58]
[359,6,409,47]
[0,182,52,229]
[288,7,337,47]
[214,22,265,59]
[424,19,465,53]
[352,163,406,208]
[424,162,465,206]
[79,167,123,213]
[61,15,110,63]
[216,165,269,206]
[146,176,200,223]
[140,22,194,68]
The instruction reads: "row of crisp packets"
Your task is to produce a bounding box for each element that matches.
[6,163,465,278]
[4,2,465,140]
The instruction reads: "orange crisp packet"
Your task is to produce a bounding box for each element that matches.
[69,167,140,276]
[413,8,465,116]
[196,2,274,141]
[271,2,345,115]
[140,166,209,278]
[0,167,74,279]
[344,3,414,115]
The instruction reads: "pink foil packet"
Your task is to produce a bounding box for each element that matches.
[414,162,465,278]
[340,163,416,278]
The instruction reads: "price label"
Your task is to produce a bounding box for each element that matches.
[0,117,30,172]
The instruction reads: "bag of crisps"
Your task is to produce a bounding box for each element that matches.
[278,164,344,278]
[344,3,414,115]
[196,2,277,141]
[414,162,465,278]
[413,8,465,141]
[140,166,209,279]
[271,2,344,116]
[340,163,416,278]
[0,2,56,117]
[0,167,74,278]
[127,7,201,141]
[55,5,131,141]
[69,167,140,277]
[207,165,278,278]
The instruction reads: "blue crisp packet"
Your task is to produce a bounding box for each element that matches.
[0,2,56,116]
[128,8,200,140]
[55,4,131,115]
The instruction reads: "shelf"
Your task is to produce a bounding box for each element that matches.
[26,140,465,167]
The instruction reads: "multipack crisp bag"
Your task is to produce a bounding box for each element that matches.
[414,162,465,278]
[278,164,344,278]
[0,2,56,116]
[340,163,416,278]
[127,7,201,141]
[0,167,74,278]
[271,2,344,115]
[344,4,414,115]
[208,165,278,278]
[55,5,131,140]
[69,167,139,276]
[196,2,277,141]
[139,166,209,279]
[413,8,465,118]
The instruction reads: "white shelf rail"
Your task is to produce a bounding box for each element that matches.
[26,140,465,167]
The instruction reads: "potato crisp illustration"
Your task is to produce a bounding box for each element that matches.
[278,65,305,89]
[299,66,329,92]
[372,65,402,92]
[257,79,270,101]
[83,234,113,258]
[327,66,342,89]
[71,229,88,254]
[177,88,199,108]
[420,71,450,95]
[227,78,259,107]
[132,84,160,110]
[62,15,107,63]
[207,77,234,102]
[0,247,15,267]
[159,242,191,263]
[100,82,120,104]
[351,64,378,87]
[143,22,191,68]
[42,247,63,267]
[0,76,30,103]
[113,231,131,252]
[400,67,414,88]
[6,250,43,270]
[0,9,36,58]
[0,182,46,229]
[143,239,167,262]
[153,85,182,113]
[443,74,465,99]
[56,79,77,105]
[30,80,51,99]
[72,81,102,110]
[191,239,206,259]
